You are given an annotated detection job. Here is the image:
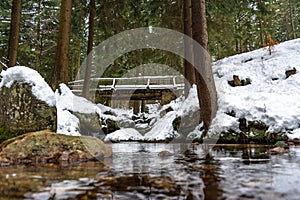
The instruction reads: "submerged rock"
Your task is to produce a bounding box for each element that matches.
[158,150,173,157]
[0,130,112,165]
[268,147,289,155]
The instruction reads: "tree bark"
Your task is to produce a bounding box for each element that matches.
[53,0,72,87]
[7,0,22,68]
[288,0,296,39]
[35,0,42,70]
[83,0,96,99]
[191,0,217,131]
[184,0,196,97]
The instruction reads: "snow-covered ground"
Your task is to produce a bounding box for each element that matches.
[211,39,300,139]
[0,39,300,141]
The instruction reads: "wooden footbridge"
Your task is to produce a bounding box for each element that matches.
[69,75,185,104]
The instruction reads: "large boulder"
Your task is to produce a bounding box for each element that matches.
[0,82,56,136]
[0,130,112,165]
[0,66,56,142]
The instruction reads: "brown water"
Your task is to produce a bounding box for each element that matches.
[1,143,300,200]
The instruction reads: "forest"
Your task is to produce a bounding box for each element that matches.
[1,1,300,199]
[1,0,299,84]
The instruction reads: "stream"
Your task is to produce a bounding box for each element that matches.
[1,143,300,200]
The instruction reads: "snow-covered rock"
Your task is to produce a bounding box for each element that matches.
[56,84,102,136]
[104,128,143,142]
[0,66,56,135]
[0,66,55,106]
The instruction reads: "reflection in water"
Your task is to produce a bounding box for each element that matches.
[0,144,300,199]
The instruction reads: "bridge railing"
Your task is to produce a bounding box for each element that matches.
[68,75,185,94]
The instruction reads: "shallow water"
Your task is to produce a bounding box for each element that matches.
[1,143,300,200]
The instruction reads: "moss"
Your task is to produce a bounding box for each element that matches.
[102,119,120,134]
[217,130,240,144]
[0,130,112,164]
[249,127,269,143]
[0,124,24,144]
[248,121,268,131]
[172,117,181,131]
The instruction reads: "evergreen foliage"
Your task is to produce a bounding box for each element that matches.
[0,0,299,81]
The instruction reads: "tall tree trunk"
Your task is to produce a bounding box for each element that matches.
[35,0,42,70]
[7,0,22,68]
[289,0,297,39]
[53,0,72,88]
[285,15,290,40]
[191,0,217,131]
[184,0,196,97]
[83,0,96,99]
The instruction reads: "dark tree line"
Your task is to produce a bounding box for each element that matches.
[2,0,299,78]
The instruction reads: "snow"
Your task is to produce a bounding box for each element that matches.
[55,84,101,136]
[143,111,179,140]
[1,39,300,140]
[211,39,300,135]
[56,84,100,114]
[104,128,143,142]
[289,129,300,140]
[0,66,55,106]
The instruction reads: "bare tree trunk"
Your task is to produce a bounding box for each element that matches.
[289,0,297,39]
[285,15,291,40]
[53,0,72,88]
[184,0,196,97]
[35,0,42,70]
[191,0,217,131]
[83,0,96,99]
[7,0,22,68]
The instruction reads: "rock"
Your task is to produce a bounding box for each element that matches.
[233,75,241,86]
[241,78,251,86]
[102,118,120,134]
[72,112,102,135]
[228,75,251,87]
[0,130,112,165]
[165,107,174,113]
[293,138,300,144]
[0,82,56,139]
[285,67,297,78]
[119,119,135,128]
[242,58,253,63]
[274,141,288,148]
[268,147,289,155]
[158,150,173,157]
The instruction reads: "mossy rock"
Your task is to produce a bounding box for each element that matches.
[0,130,112,165]
[0,82,56,134]
[248,121,268,131]
[72,112,102,134]
[0,124,23,144]
[102,118,120,134]
[217,130,240,144]
[172,117,181,131]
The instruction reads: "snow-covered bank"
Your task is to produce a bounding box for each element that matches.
[211,39,300,139]
[105,39,300,141]
[0,39,299,142]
